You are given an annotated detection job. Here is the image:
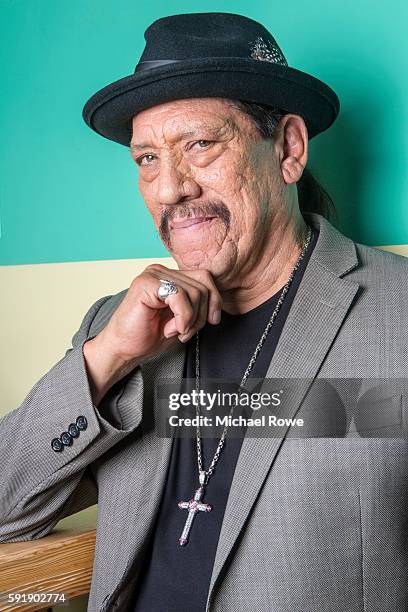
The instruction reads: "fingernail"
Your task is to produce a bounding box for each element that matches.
[211,310,221,324]
[165,330,179,338]
[164,323,177,337]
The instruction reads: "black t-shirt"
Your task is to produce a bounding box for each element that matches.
[131,228,318,611]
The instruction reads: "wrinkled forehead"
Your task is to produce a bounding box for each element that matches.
[130,97,243,145]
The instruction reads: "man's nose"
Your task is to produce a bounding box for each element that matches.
[156,160,201,205]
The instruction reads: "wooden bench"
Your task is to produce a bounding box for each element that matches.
[0,529,96,611]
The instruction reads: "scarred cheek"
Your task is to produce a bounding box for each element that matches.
[199,163,246,197]
[194,151,243,186]
[193,168,222,185]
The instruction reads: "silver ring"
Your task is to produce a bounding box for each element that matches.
[157,279,178,301]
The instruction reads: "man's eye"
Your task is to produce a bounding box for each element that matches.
[192,140,213,149]
[136,154,156,166]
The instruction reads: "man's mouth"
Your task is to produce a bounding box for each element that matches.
[170,216,216,230]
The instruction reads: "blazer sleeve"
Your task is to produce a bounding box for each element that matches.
[0,294,144,543]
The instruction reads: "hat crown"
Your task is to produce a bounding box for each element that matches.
[82,11,340,146]
[135,12,288,71]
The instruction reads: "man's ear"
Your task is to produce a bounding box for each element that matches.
[275,114,308,185]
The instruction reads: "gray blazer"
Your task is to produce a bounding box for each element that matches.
[1,212,407,612]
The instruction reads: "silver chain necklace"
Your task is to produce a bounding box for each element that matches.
[177,225,312,546]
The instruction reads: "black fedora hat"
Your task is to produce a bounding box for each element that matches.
[82,12,340,146]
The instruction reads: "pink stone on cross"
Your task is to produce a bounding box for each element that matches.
[178,486,212,546]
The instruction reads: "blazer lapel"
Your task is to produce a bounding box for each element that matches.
[206,213,361,610]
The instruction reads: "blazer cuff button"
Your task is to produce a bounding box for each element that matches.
[51,437,63,452]
[61,431,73,446]
[76,415,88,431]
[68,423,80,438]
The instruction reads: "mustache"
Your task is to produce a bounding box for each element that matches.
[159,201,231,248]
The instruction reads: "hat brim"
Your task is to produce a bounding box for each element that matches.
[82,57,340,146]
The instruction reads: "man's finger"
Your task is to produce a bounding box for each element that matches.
[147,264,223,325]
[178,268,222,324]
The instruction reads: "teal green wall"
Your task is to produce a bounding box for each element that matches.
[1,0,407,265]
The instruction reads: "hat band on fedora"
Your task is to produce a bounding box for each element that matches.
[135,59,181,72]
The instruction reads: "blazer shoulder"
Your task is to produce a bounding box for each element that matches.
[88,287,130,337]
[348,241,408,302]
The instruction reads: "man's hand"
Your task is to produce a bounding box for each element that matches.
[83,264,223,406]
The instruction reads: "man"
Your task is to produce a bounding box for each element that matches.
[1,12,407,612]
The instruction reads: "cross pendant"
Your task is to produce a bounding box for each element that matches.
[178,485,212,546]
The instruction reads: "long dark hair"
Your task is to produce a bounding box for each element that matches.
[231,100,336,222]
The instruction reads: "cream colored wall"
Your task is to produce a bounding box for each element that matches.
[377,244,408,257]
[0,256,177,414]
